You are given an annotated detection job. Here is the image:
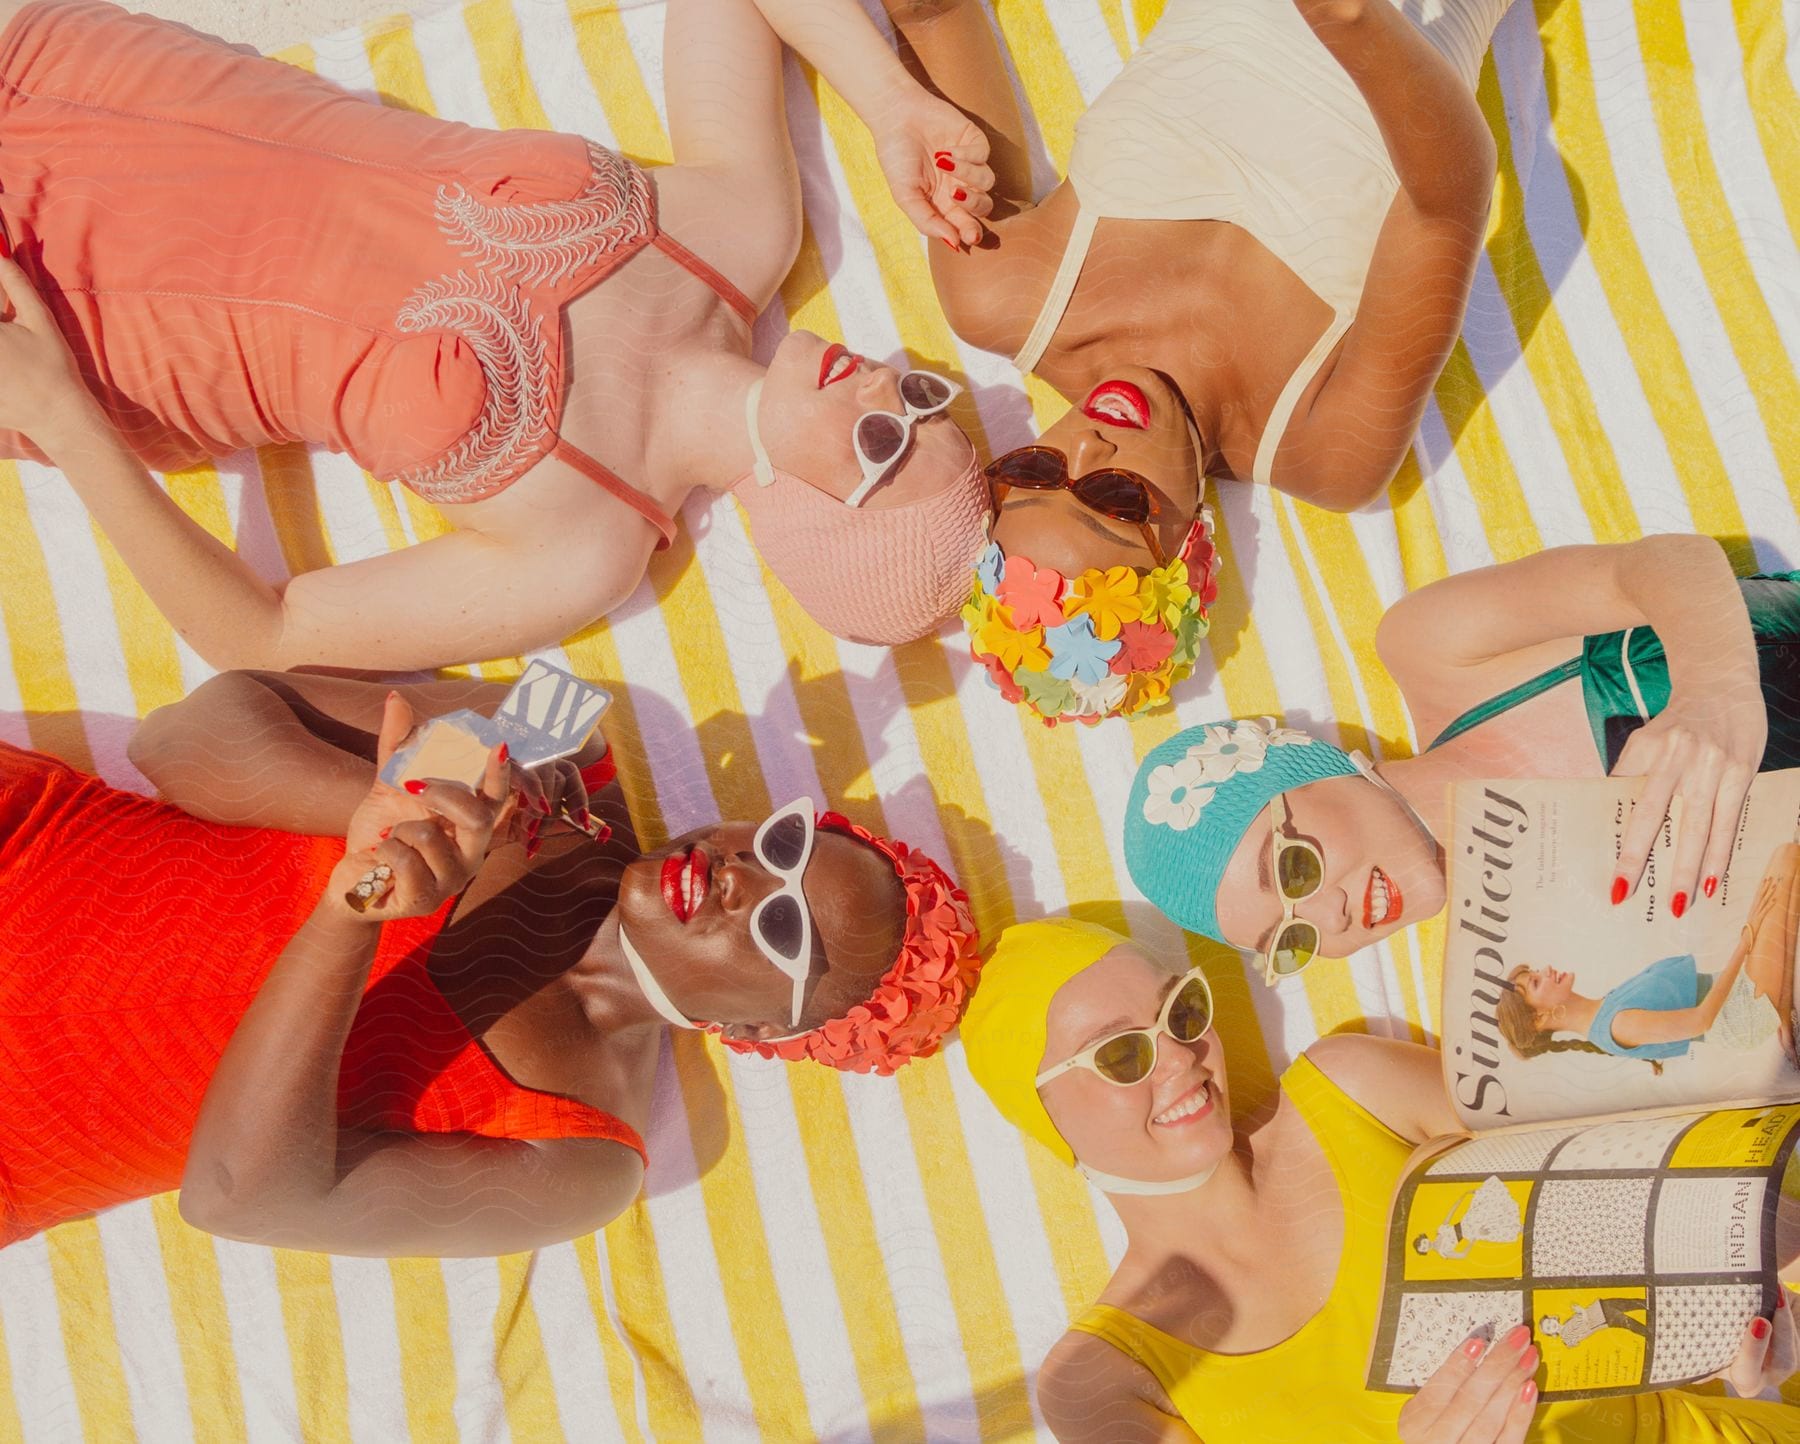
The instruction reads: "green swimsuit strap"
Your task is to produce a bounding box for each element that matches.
[1427,656,1584,752]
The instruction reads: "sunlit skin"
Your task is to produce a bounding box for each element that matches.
[612,819,906,1041]
[754,331,973,509]
[1213,773,1446,963]
[988,366,1202,577]
[1036,947,1233,1187]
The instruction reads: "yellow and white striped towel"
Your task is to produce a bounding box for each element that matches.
[3,0,1800,1436]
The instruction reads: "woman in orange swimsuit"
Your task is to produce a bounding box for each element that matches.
[0,671,980,1254]
[0,0,997,669]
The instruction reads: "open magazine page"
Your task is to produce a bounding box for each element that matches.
[1366,1105,1800,1402]
[1441,772,1800,1132]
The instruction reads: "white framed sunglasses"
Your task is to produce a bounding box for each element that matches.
[747,797,821,1027]
[846,370,962,506]
[1035,968,1216,1088]
[1259,793,1326,985]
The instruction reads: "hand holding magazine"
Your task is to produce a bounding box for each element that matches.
[1369,772,1800,1403]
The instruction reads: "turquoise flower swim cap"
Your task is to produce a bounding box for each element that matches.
[1123,719,1357,941]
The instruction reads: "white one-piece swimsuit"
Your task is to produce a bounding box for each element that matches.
[1011,0,1516,485]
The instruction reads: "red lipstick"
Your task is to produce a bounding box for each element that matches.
[819,343,860,389]
[1363,865,1403,929]
[660,845,711,923]
[1081,380,1151,430]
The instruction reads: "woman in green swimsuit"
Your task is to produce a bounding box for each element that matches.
[1120,534,1798,976]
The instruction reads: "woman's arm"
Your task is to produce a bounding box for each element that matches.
[40,408,636,670]
[1380,536,1764,899]
[178,704,641,1256]
[1266,0,1499,509]
[130,671,507,833]
[1611,946,1755,1049]
[734,0,994,246]
[131,671,606,840]
[1039,1332,1199,1444]
[1292,0,1497,221]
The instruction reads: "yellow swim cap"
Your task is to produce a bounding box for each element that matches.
[960,919,1130,1167]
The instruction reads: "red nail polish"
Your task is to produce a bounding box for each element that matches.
[1779,1291,1788,1310]
[1519,1381,1537,1406]
[941,236,957,250]
[935,156,955,172]
[378,826,391,840]
[1753,1317,1771,1341]
[1672,891,1688,919]
[953,187,967,202]
[1704,875,1718,898]
[1610,875,1628,906]
[404,779,427,795]
[497,742,509,764]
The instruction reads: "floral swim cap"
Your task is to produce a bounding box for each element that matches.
[962,513,1220,726]
[1123,719,1356,941]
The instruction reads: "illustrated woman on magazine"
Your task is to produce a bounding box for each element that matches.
[0,0,996,670]
[0,671,979,1254]
[1121,534,1800,983]
[747,0,1520,726]
[960,918,1800,1444]
[1498,844,1800,1071]
[1413,1175,1525,1261]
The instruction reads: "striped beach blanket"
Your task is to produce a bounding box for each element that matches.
[2,0,1799,1437]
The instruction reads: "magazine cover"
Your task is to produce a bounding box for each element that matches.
[1441,772,1800,1132]
[1366,1104,1800,1400]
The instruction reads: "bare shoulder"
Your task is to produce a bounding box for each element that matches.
[649,163,798,314]
[1303,1033,1454,1143]
[1040,1327,1190,1443]
[930,206,1061,360]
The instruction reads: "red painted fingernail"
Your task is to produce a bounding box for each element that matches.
[1519,1382,1537,1405]
[953,187,967,202]
[1463,1335,1486,1360]
[526,835,542,861]
[1611,875,1628,906]
[1753,1317,1771,1340]
[1672,891,1688,919]
[497,742,509,764]
[1779,1290,1788,1309]
[941,236,958,250]
[575,807,591,826]
[378,826,392,840]
[404,780,427,795]
[935,156,955,172]
[1704,875,1718,898]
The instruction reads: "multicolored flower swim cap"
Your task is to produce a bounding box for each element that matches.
[962,513,1220,726]
[1123,719,1356,941]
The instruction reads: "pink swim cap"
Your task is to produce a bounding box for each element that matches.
[729,382,992,646]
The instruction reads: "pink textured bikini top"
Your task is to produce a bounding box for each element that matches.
[0,0,759,545]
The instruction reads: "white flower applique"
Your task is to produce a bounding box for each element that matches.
[1141,757,1215,832]
[1141,719,1314,832]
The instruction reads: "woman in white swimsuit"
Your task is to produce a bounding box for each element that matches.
[749,0,1516,724]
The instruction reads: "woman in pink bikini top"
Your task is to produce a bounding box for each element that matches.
[0,0,998,668]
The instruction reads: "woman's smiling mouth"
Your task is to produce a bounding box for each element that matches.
[819,343,860,388]
[1082,380,1150,430]
[1364,865,1402,928]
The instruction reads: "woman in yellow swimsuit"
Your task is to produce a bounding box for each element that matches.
[962,918,1800,1442]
